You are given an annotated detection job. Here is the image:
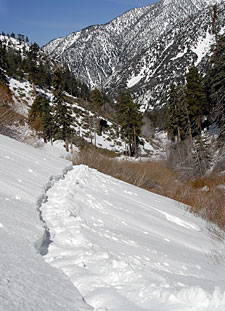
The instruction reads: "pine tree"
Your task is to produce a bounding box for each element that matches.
[211,4,218,41]
[208,35,225,144]
[52,68,74,150]
[185,65,208,136]
[26,43,39,85]
[0,41,8,84]
[168,83,189,142]
[116,91,143,157]
[17,34,24,42]
[28,95,52,142]
[91,88,103,110]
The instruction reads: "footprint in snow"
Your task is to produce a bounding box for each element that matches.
[0,223,3,228]
[164,238,170,243]
[124,190,133,195]
[111,236,119,241]
[104,200,113,206]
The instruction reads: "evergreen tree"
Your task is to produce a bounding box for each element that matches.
[52,68,74,149]
[185,65,208,136]
[168,83,189,142]
[211,4,218,41]
[91,88,103,111]
[25,43,40,85]
[28,94,52,142]
[17,34,24,42]
[0,41,8,84]
[208,35,225,144]
[116,91,143,157]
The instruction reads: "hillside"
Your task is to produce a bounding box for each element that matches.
[1,133,224,310]
[0,34,163,157]
[0,134,92,311]
[43,0,224,109]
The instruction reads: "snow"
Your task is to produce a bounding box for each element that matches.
[171,47,188,60]
[192,31,215,65]
[127,74,143,88]
[0,134,92,311]
[1,130,225,310]
[41,165,225,311]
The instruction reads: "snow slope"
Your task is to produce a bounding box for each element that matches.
[41,165,225,311]
[1,134,225,310]
[0,135,92,311]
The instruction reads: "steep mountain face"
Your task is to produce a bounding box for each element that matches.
[43,0,224,109]
[106,2,225,110]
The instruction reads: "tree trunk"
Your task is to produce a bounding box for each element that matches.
[134,127,137,158]
[43,132,47,143]
[177,127,181,143]
[70,138,73,153]
[32,82,37,99]
[198,115,202,133]
[128,143,131,157]
[65,139,69,152]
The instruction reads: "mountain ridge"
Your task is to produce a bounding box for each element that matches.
[37,0,225,109]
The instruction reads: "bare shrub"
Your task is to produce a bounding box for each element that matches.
[73,149,225,231]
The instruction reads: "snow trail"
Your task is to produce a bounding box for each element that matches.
[41,165,225,311]
[0,135,92,311]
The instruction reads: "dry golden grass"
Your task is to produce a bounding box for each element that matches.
[73,149,225,231]
[0,84,25,126]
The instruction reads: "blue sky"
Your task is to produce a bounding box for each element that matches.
[0,0,159,47]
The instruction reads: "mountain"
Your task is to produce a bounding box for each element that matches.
[43,0,224,109]
[0,34,164,157]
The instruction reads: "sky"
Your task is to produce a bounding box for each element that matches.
[0,0,159,47]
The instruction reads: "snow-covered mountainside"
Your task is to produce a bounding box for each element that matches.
[1,34,163,155]
[43,0,224,109]
[106,2,225,110]
[0,134,92,311]
[2,75,162,157]
[0,34,29,53]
